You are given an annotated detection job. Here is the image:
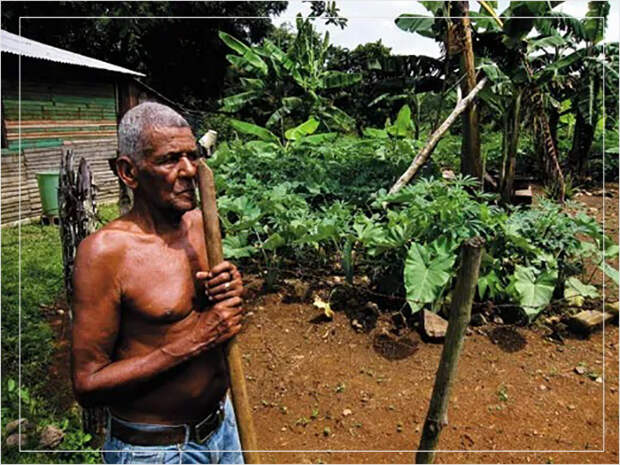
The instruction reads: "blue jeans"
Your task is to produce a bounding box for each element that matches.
[102,397,244,464]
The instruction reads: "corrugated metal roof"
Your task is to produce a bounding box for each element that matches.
[0,29,145,77]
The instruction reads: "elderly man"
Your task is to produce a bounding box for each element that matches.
[71,102,245,464]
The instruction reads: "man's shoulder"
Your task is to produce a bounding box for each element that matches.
[76,219,136,263]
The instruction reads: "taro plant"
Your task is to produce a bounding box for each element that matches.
[353,176,617,321]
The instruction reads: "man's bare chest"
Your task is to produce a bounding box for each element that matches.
[119,238,208,323]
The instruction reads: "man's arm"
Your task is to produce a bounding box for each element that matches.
[70,232,243,407]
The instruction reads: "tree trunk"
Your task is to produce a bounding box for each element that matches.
[500,92,522,203]
[453,1,482,182]
[416,237,485,464]
[567,111,596,178]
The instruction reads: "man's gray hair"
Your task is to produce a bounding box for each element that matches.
[118,102,190,162]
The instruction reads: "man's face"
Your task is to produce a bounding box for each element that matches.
[136,126,199,213]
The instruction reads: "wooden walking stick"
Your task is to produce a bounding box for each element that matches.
[197,131,261,464]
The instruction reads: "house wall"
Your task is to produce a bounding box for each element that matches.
[1,57,123,224]
[1,139,119,225]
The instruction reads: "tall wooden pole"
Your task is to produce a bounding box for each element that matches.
[453,1,482,182]
[416,237,485,464]
[197,160,261,464]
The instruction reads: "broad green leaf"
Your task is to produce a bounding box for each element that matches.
[605,244,620,259]
[229,119,279,143]
[478,270,502,300]
[476,58,508,83]
[218,91,261,112]
[543,49,586,74]
[239,78,265,91]
[583,1,610,44]
[512,265,556,320]
[226,54,254,72]
[363,127,388,139]
[404,242,456,314]
[528,34,567,52]
[218,31,268,76]
[535,12,585,40]
[285,117,320,141]
[219,31,251,56]
[262,232,286,251]
[395,14,435,38]
[600,261,619,286]
[321,106,356,132]
[297,132,338,145]
[387,104,413,137]
[223,235,256,259]
[419,1,443,15]
[564,277,599,307]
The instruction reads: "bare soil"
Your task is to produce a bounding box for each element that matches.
[44,184,619,464]
[238,183,619,464]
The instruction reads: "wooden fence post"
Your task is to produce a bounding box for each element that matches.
[416,237,485,464]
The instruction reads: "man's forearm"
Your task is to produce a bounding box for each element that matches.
[73,337,212,407]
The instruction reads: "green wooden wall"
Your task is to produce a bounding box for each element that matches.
[1,79,117,152]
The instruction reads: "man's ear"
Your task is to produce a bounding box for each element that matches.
[116,155,139,189]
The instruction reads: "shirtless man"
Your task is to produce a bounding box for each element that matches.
[71,102,245,464]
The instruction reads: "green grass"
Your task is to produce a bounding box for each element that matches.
[1,203,118,463]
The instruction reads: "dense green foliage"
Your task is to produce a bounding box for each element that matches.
[210,129,617,322]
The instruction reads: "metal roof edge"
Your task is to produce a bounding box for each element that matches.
[0,29,146,77]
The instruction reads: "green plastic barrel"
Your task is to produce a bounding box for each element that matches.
[36,171,60,216]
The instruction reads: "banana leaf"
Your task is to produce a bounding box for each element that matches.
[395,14,435,39]
[230,119,279,143]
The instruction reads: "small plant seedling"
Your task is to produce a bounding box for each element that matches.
[296,417,310,427]
[497,384,508,402]
[323,426,331,437]
[311,408,319,419]
[280,406,288,414]
[335,382,346,393]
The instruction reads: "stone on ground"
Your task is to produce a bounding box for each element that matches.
[38,425,64,449]
[421,310,448,340]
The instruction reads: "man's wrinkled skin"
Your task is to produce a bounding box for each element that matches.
[71,126,244,424]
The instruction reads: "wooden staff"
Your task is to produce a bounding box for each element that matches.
[197,159,261,464]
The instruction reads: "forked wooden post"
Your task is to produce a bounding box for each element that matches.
[198,160,261,464]
[416,237,485,464]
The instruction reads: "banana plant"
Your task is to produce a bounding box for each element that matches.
[218,15,362,137]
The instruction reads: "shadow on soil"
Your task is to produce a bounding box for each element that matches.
[487,326,528,352]
[372,333,419,360]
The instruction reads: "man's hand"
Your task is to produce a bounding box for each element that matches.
[189,297,244,350]
[196,261,243,303]
[190,261,244,351]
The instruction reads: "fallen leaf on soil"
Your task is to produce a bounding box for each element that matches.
[313,297,333,319]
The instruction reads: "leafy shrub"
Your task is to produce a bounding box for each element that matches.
[210,131,617,323]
